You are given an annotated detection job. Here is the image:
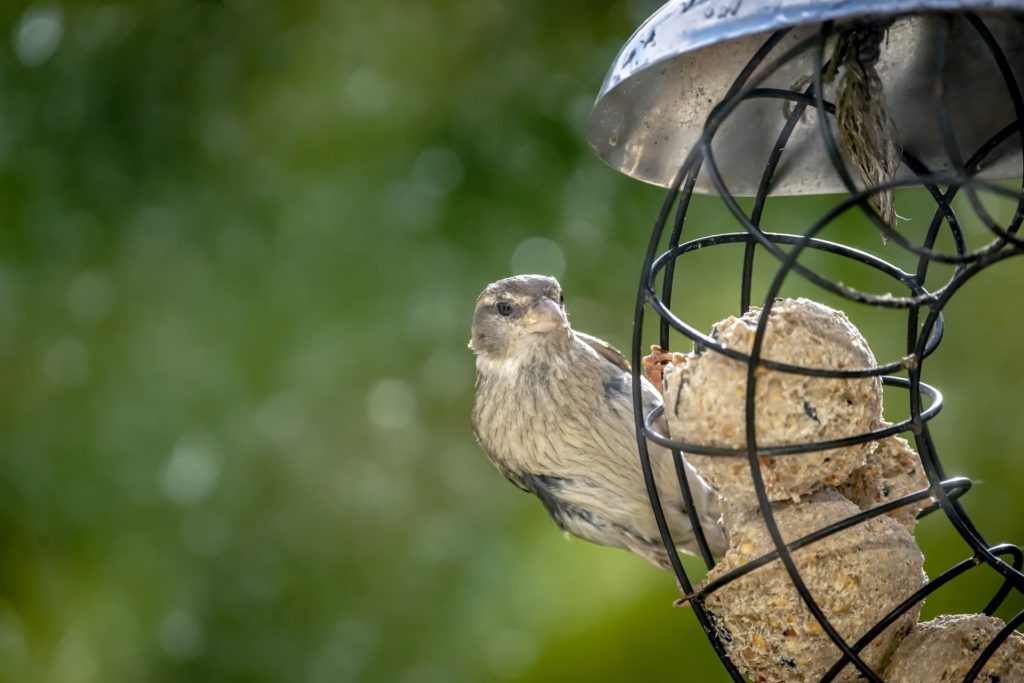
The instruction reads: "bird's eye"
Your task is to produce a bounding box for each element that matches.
[496,301,514,317]
[559,292,564,305]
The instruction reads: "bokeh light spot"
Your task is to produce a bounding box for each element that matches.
[367,378,418,432]
[13,3,64,68]
[510,237,566,279]
[156,609,205,661]
[52,628,98,682]
[561,218,608,250]
[160,434,223,505]
[345,68,394,117]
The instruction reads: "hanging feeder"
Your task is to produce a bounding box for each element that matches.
[588,1,1024,680]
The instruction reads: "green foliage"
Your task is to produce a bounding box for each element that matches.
[0,2,1022,682]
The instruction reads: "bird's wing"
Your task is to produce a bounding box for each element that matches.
[575,331,631,373]
[577,330,669,426]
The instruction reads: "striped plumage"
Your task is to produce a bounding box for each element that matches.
[469,274,726,568]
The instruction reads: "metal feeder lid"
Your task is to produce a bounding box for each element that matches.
[587,0,1024,195]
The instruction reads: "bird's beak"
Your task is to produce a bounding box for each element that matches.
[524,296,566,333]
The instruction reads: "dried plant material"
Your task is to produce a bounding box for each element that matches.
[704,489,924,682]
[836,21,901,233]
[662,298,882,505]
[642,344,684,393]
[884,614,1024,682]
[837,429,928,531]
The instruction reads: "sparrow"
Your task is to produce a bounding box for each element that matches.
[469,274,726,570]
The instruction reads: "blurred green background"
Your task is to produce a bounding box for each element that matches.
[1,1,1022,681]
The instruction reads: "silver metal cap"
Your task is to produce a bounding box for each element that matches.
[587,0,1024,194]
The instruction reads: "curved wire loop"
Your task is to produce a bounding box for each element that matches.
[630,12,1024,681]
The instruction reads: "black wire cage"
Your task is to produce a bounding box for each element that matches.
[588,1,1024,681]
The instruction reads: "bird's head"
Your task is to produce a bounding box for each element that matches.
[469,274,569,360]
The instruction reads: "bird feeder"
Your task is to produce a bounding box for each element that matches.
[588,1,1024,680]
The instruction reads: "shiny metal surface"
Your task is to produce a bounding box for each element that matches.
[588,0,1024,194]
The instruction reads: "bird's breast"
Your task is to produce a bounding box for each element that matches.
[475,357,637,476]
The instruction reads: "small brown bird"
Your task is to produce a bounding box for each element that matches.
[470,274,726,569]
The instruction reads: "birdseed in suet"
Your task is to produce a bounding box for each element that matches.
[704,488,925,683]
[837,429,928,532]
[663,298,882,505]
[883,613,1024,682]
